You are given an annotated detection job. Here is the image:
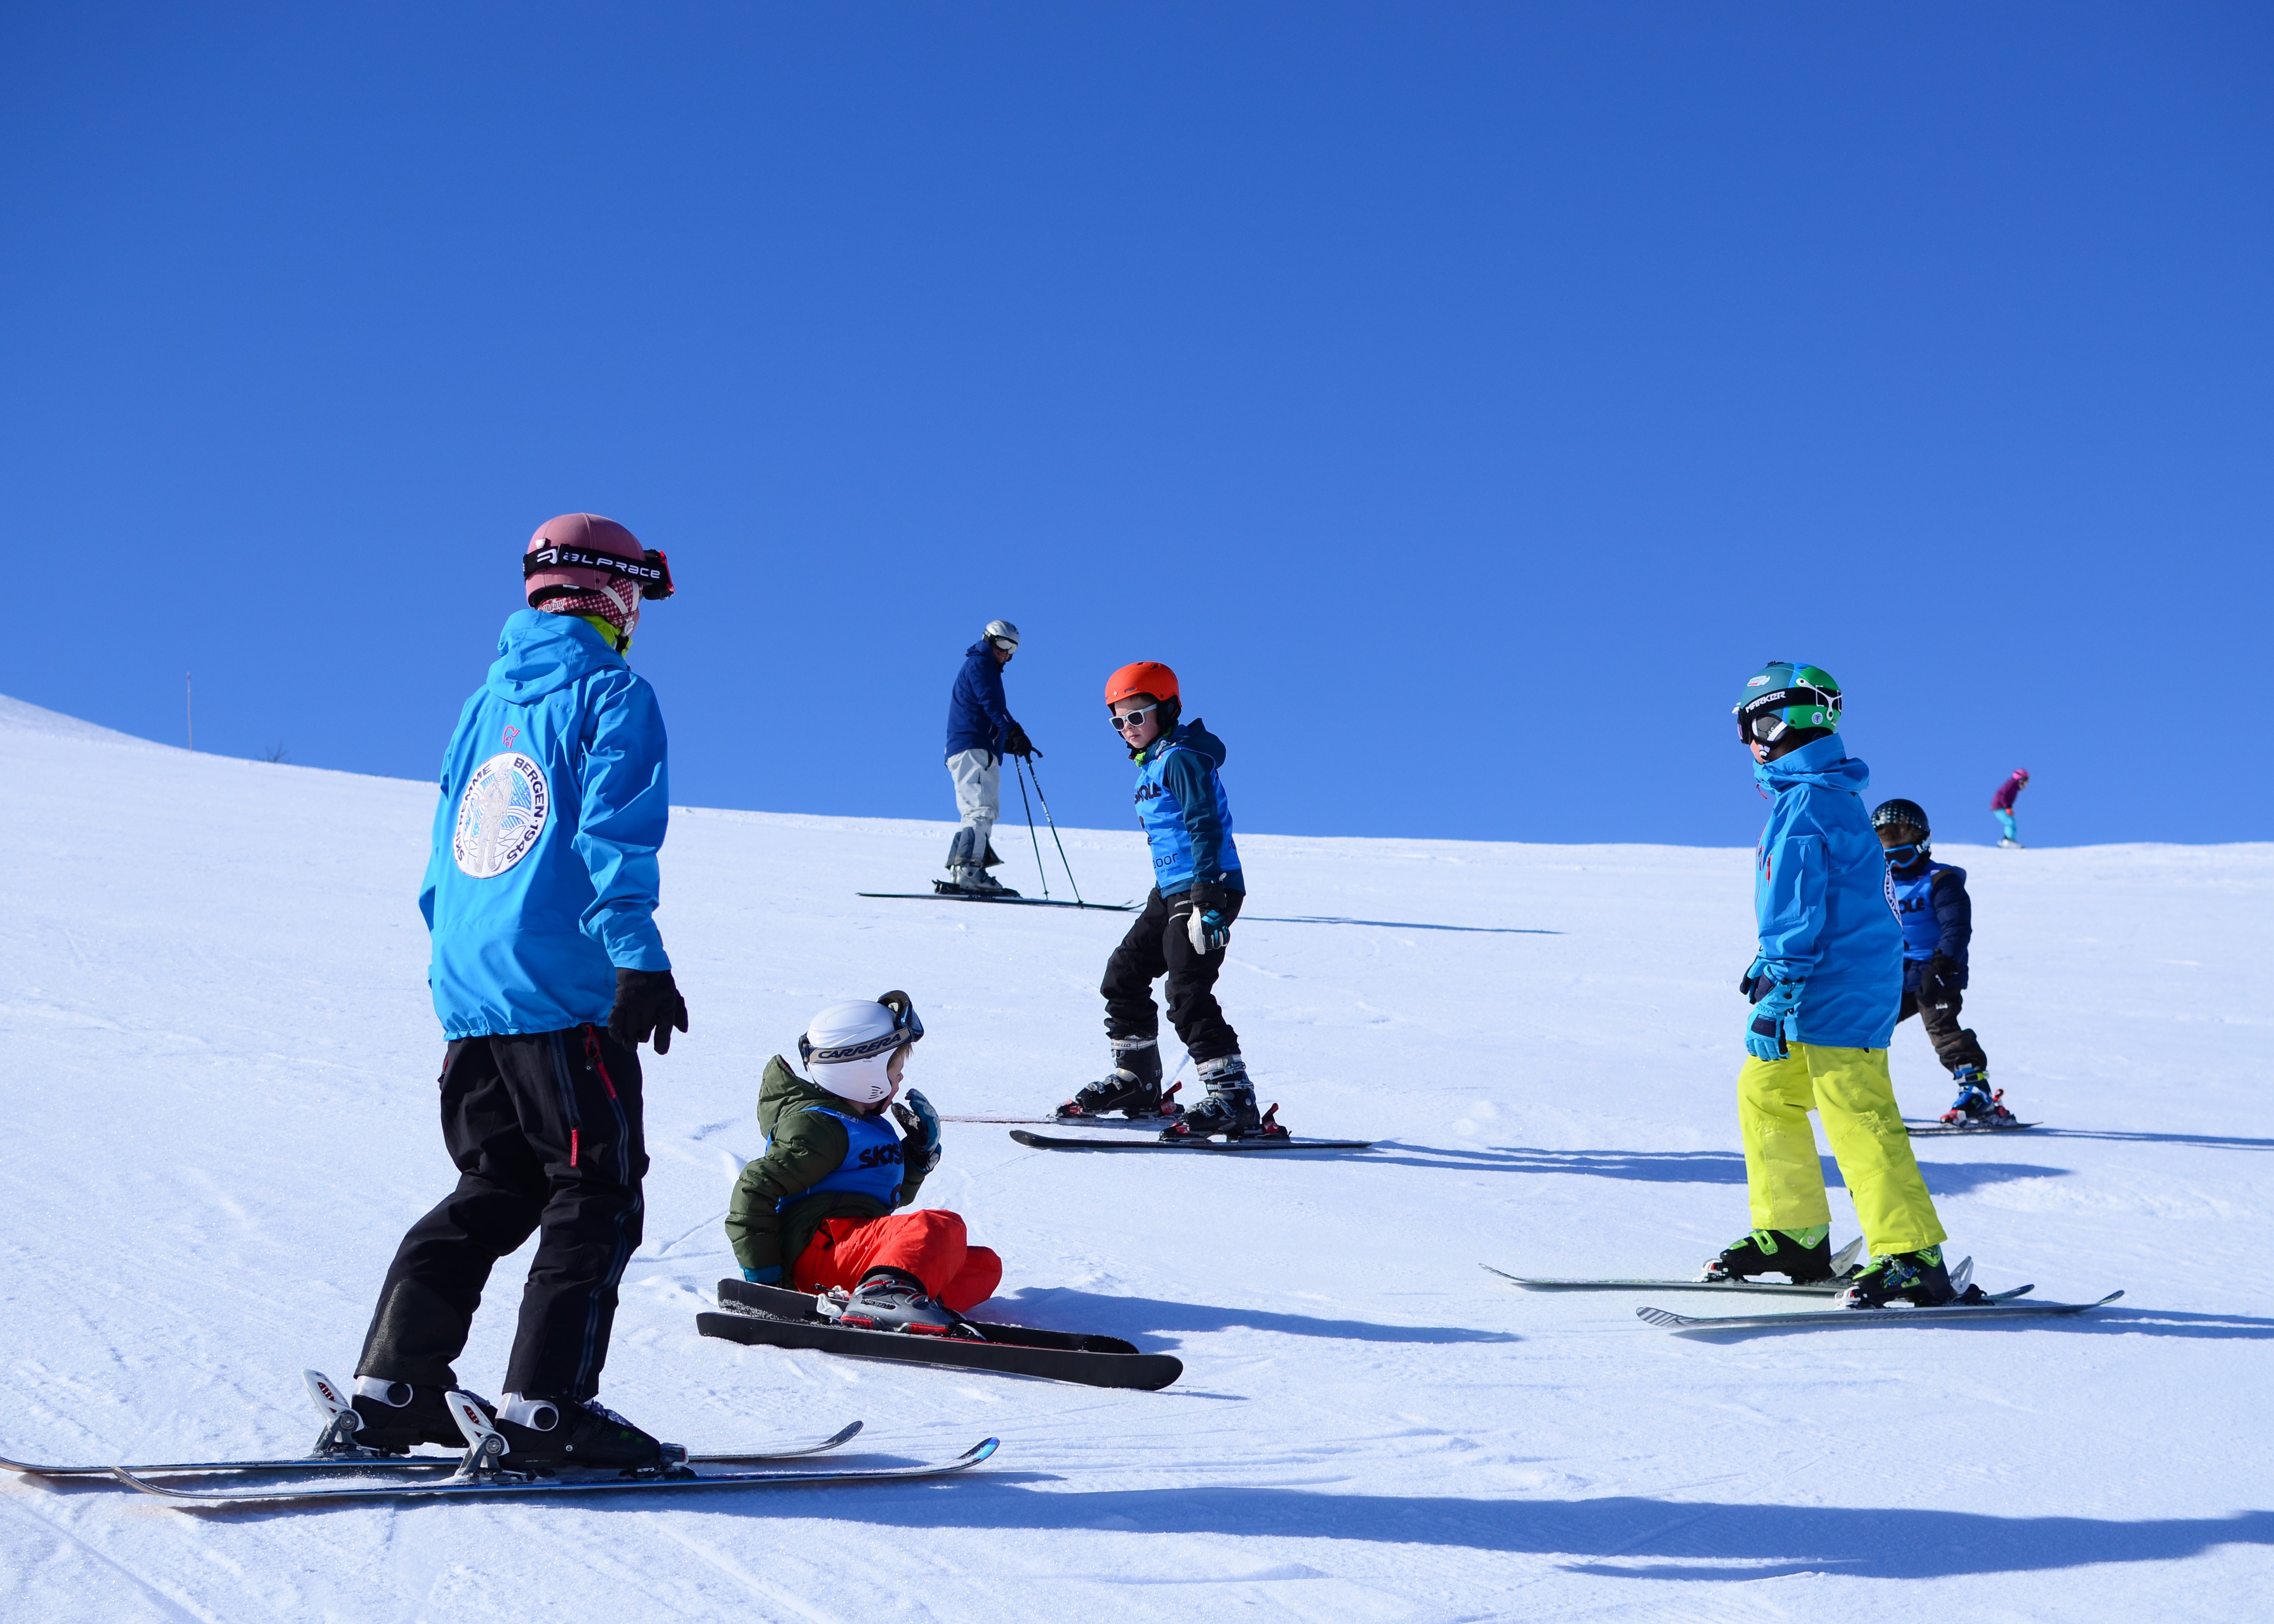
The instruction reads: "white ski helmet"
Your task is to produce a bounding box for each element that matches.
[798,992,924,1105]
[984,619,1019,652]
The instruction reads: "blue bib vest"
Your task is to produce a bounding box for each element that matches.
[1134,741,1240,893]
[772,1107,904,1211]
[1887,860,1957,962]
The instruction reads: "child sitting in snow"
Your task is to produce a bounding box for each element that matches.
[724,992,1001,1332]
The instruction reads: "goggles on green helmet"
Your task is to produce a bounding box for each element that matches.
[1734,663,1841,746]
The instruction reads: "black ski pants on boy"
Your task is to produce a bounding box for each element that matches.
[1102,886,1243,1064]
[358,1025,647,1404]
[1898,990,1990,1077]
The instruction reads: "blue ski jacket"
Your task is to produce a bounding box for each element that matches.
[944,641,1014,760]
[1751,734,1903,1050]
[1886,858,1972,980]
[421,609,672,1038]
[1133,720,1244,897]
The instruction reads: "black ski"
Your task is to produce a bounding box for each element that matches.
[1905,1118,2041,1136]
[701,1280,1181,1390]
[1009,1129,1372,1153]
[1483,1238,1868,1295]
[858,892,1137,912]
[113,1439,998,1507]
[1638,1289,2121,1332]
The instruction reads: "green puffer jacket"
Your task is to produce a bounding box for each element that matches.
[724,1056,928,1279]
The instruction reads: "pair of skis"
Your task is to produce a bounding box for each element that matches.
[2,1370,995,1508]
[699,1279,1183,1390]
[1488,1247,2123,1331]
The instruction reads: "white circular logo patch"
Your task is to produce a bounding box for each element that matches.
[453,751,550,879]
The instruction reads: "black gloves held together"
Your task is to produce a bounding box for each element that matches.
[1003,720,1037,760]
[611,967,689,1054]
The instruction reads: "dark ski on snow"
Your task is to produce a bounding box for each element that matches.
[700,1279,1181,1390]
[1483,1238,1867,1296]
[1905,1118,2041,1136]
[857,892,1137,912]
[1638,1288,2123,1332]
[1009,1128,1372,1152]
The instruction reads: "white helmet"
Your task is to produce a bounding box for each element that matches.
[984,619,1020,651]
[799,992,924,1105]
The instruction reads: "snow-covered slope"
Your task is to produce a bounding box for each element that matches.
[3,694,2270,1622]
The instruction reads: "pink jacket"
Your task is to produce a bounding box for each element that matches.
[1990,770,2029,812]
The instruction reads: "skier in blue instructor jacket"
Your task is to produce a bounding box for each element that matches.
[352,513,690,1472]
[1054,660,1283,1142]
[940,620,1034,893]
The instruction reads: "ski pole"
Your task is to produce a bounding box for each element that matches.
[1012,752,1051,900]
[1022,758,1087,908]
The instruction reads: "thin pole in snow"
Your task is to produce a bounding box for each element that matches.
[185,672,193,751]
[1022,758,1087,908]
[1012,754,1051,901]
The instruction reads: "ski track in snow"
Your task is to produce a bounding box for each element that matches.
[2,694,2271,1621]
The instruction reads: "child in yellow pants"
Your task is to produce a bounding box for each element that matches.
[1720,661,1957,1306]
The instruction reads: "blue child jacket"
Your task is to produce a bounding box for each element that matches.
[1751,734,1903,1049]
[943,641,1013,759]
[1133,720,1244,898]
[420,609,672,1037]
[1886,859,1972,979]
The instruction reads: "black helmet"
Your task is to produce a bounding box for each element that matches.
[1871,798,1931,841]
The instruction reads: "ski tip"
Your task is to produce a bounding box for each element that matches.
[959,1438,1002,1469]
[1635,1307,1690,1328]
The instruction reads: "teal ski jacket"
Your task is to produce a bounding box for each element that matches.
[1751,733,1903,1050]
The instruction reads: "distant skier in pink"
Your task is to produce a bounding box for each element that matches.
[1991,769,2030,848]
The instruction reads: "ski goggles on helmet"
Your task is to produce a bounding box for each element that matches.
[1110,703,1159,732]
[798,991,924,1067]
[523,544,676,601]
[1880,841,1925,867]
[1735,683,1840,745]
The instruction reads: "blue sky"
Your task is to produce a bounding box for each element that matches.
[3,4,2267,850]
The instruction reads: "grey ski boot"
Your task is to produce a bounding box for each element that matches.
[1056,1037,1170,1120]
[1159,1055,1285,1142]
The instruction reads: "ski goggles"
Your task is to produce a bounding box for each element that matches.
[1736,686,1836,746]
[1109,703,1159,732]
[798,991,925,1067]
[1880,842,1925,867]
[523,544,676,601]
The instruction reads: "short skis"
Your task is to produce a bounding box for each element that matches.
[856,891,1137,912]
[1905,1118,2041,1135]
[700,1279,1182,1391]
[1483,1238,1867,1295]
[1008,1129,1373,1153]
[1638,1289,2123,1333]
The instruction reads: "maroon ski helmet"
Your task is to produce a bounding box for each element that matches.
[522,513,666,607]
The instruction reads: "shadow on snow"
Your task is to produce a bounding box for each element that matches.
[1365,1144,2065,1196]
[1241,915,1561,935]
[981,1286,1521,1348]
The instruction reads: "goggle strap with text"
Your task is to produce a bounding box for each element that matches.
[524,545,676,600]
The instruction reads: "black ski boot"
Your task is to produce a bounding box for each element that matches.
[492,1395,668,1470]
[350,1379,496,1453]
[1701,1227,1835,1284]
[1838,1245,1957,1308]
[1056,1038,1167,1120]
[1160,1056,1285,1141]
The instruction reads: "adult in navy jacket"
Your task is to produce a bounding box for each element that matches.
[941,620,1033,892]
[351,514,689,1471]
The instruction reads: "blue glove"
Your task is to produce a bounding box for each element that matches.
[1745,980,1804,1062]
[1186,883,1233,952]
[741,1266,781,1285]
[890,1087,943,1174]
[1738,954,1767,1002]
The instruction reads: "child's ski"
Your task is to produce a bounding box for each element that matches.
[1905,1118,2041,1135]
[857,892,1137,912]
[1637,1288,2121,1332]
[700,1282,1180,1390]
[1483,1239,1866,1295]
[1009,1129,1372,1153]
[113,1438,998,1508]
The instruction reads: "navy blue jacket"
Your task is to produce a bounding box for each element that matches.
[944,641,1014,759]
[1886,857,1971,986]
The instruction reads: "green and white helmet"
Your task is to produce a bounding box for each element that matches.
[1735,660,1842,747]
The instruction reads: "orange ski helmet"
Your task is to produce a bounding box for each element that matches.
[1104,661,1179,710]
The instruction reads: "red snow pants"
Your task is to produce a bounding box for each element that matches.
[790,1209,1002,1313]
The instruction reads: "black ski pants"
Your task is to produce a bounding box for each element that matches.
[358,1025,647,1403]
[1102,886,1242,1064]
[1897,990,1990,1077]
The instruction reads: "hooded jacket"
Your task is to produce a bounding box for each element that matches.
[420,609,671,1037]
[1752,733,1904,1049]
[1133,719,1243,897]
[944,640,1015,759]
[724,1056,930,1279]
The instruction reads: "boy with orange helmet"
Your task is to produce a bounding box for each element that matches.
[1056,663,1283,1141]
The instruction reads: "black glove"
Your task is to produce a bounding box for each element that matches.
[610,968,689,1054]
[1003,720,1036,760]
[1921,954,1963,1010]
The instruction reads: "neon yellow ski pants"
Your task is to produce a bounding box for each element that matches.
[1737,1043,1947,1255]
